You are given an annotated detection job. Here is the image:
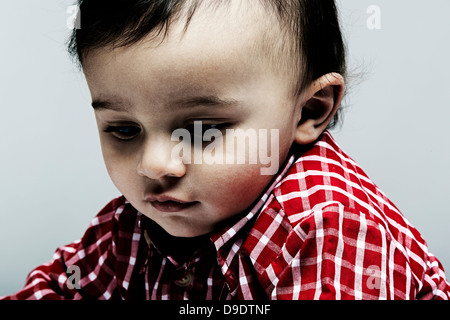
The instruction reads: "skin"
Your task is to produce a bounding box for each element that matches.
[83,1,344,237]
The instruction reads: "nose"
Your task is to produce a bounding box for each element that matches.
[137,136,186,180]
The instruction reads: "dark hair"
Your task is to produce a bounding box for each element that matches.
[68,0,346,128]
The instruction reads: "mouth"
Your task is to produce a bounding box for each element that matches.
[145,195,198,213]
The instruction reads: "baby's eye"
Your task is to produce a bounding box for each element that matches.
[104,125,141,141]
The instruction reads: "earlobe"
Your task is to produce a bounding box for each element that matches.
[294,73,345,145]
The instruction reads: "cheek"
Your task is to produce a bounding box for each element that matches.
[196,128,294,217]
[101,145,139,194]
[200,163,274,215]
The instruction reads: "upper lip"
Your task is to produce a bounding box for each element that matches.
[144,194,194,204]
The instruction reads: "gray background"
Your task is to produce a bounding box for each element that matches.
[0,0,449,296]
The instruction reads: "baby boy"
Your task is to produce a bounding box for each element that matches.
[3,0,449,300]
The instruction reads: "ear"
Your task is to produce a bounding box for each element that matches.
[294,73,345,145]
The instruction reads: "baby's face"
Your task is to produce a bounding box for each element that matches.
[84,3,301,236]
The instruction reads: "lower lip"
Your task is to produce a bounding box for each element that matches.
[149,200,198,213]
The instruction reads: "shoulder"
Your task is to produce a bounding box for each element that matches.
[247,196,427,299]
[63,195,139,265]
[245,131,392,261]
[2,196,140,300]
[60,195,140,298]
[92,195,132,222]
[73,196,135,242]
[90,195,138,228]
[273,131,383,222]
[244,132,446,299]
[270,131,419,242]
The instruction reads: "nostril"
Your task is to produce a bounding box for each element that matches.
[137,156,186,180]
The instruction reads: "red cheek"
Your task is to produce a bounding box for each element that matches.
[206,164,273,211]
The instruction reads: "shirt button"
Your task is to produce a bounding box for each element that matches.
[174,271,194,287]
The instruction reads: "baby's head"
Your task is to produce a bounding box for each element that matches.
[69,0,346,237]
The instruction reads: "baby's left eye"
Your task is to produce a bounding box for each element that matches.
[103,125,141,141]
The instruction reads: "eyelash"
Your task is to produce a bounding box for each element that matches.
[103,122,232,142]
[103,125,141,141]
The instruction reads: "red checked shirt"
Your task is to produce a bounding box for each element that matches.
[2,131,450,300]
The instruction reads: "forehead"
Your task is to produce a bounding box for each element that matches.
[82,0,277,73]
[83,1,283,102]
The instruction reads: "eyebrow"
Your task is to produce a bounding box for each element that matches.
[171,96,238,109]
[91,99,130,112]
[92,95,238,111]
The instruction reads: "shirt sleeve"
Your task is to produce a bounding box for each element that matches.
[0,198,122,300]
[265,203,450,300]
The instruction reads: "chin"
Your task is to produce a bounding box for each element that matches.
[166,224,213,238]
[149,215,214,238]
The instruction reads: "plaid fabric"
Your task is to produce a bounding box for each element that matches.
[2,131,449,300]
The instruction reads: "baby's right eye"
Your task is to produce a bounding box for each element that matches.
[103,125,141,141]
